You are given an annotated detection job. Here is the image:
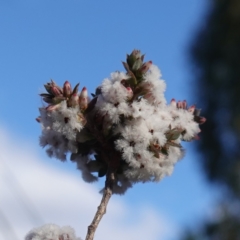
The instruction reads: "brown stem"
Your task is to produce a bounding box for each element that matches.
[85,170,115,240]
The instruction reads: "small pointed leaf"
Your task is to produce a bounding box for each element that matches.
[132,58,142,71]
[72,83,80,95]
[122,61,130,72]
[85,96,98,114]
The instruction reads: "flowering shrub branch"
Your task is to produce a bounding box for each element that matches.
[35,50,206,239]
[85,170,115,240]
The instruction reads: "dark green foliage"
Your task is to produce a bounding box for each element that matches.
[191,0,240,196]
[181,0,240,239]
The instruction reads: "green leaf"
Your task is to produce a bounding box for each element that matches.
[95,86,102,95]
[44,84,52,94]
[76,129,95,143]
[71,83,80,95]
[165,128,182,140]
[85,96,98,114]
[166,141,182,148]
[52,96,66,104]
[40,93,53,98]
[122,61,130,72]
[126,71,137,85]
[161,147,169,156]
[43,97,53,104]
[193,108,201,116]
[126,50,142,68]
[132,58,142,71]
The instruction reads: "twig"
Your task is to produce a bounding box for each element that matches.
[85,170,115,240]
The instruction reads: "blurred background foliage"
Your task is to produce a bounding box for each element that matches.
[182,0,240,239]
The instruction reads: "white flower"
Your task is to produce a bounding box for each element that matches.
[37,51,205,194]
[25,224,82,240]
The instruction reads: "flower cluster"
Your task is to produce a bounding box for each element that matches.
[25,224,82,240]
[37,80,88,160]
[37,50,206,194]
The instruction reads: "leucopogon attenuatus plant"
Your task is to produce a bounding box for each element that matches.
[33,50,206,240]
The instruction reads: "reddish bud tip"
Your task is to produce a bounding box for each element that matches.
[46,104,60,111]
[140,61,152,73]
[79,87,88,110]
[188,105,195,114]
[126,87,133,99]
[63,81,72,97]
[177,101,183,109]
[80,87,88,97]
[194,135,200,140]
[69,93,79,107]
[182,100,187,109]
[126,87,133,93]
[199,117,206,124]
[170,98,176,107]
[52,86,62,97]
[36,117,41,123]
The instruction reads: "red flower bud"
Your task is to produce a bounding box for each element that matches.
[140,61,152,73]
[79,87,88,110]
[188,105,195,114]
[177,101,183,109]
[199,117,206,124]
[46,104,60,111]
[63,81,72,97]
[182,100,187,109]
[69,93,79,107]
[51,86,62,97]
[170,98,176,107]
[126,87,133,99]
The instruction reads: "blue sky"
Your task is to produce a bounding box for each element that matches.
[0,1,220,239]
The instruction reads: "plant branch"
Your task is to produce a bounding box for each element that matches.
[85,170,115,240]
